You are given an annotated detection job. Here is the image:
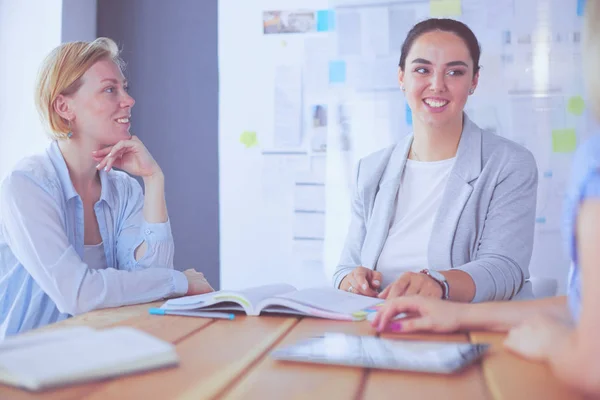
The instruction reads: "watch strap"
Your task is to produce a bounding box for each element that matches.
[420,269,449,300]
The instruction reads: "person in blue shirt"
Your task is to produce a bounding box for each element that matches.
[0,37,214,338]
[372,1,600,395]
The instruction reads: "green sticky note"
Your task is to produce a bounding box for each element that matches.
[430,0,462,16]
[552,129,577,153]
[567,96,585,116]
[239,131,258,148]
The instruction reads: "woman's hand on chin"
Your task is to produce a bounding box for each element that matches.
[92,135,161,178]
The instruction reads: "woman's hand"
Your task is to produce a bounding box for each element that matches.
[93,135,161,178]
[371,296,463,333]
[339,266,382,297]
[504,314,572,362]
[183,269,215,295]
[378,271,443,300]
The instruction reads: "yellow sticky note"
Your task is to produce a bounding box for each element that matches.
[552,129,577,153]
[567,96,585,116]
[239,131,258,148]
[430,0,461,16]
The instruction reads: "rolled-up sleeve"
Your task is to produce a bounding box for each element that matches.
[0,173,187,316]
[455,150,538,302]
[115,177,175,271]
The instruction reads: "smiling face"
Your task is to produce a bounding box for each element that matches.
[65,58,135,145]
[399,30,478,129]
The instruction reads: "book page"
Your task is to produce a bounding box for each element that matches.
[217,284,297,313]
[270,288,381,315]
[163,283,297,314]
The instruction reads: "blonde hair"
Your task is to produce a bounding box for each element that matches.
[584,0,600,119]
[34,37,124,140]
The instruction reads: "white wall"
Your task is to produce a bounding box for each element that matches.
[0,0,62,178]
[62,0,97,42]
[0,0,98,180]
[219,0,332,290]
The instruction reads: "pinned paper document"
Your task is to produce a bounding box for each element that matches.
[552,129,577,153]
[240,131,258,148]
[329,60,347,84]
[317,10,335,32]
[567,96,585,116]
[578,0,586,16]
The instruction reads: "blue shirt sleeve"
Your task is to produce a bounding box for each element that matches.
[582,170,600,200]
[0,173,187,316]
[113,176,177,272]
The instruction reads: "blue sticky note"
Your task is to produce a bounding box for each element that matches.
[578,0,586,16]
[543,170,553,178]
[317,10,335,32]
[405,103,413,126]
[329,60,346,83]
[536,217,547,224]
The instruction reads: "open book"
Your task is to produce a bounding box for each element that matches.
[0,326,178,391]
[160,284,382,321]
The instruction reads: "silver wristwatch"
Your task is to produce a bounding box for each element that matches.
[420,269,449,300]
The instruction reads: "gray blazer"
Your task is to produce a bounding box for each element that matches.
[333,115,538,302]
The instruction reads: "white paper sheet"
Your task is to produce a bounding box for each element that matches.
[336,10,362,56]
[304,37,330,94]
[274,65,303,148]
[294,183,326,212]
[361,7,390,57]
[293,211,326,238]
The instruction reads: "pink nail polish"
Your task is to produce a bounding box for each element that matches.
[388,322,402,332]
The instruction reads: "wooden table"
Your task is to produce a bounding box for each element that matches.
[0,303,583,400]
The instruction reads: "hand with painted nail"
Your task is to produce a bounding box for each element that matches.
[92,135,161,177]
[371,296,462,333]
[378,271,443,300]
[339,266,382,297]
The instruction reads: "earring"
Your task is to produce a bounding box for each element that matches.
[66,119,73,139]
[401,85,405,92]
[469,88,474,94]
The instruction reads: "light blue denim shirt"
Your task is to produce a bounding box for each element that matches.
[0,141,188,338]
[562,134,600,321]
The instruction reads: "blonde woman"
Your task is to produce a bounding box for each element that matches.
[0,38,213,338]
[373,1,600,395]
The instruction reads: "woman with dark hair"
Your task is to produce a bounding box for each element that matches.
[333,18,538,303]
[373,4,600,394]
